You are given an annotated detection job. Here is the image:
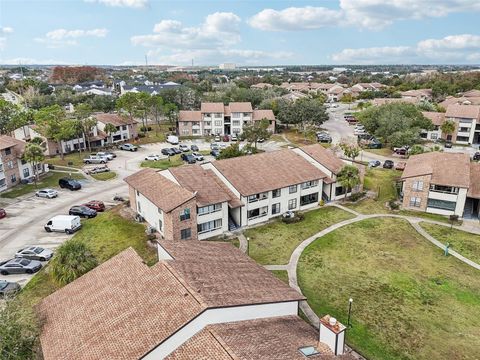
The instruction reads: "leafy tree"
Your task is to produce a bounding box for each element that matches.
[163,103,178,126]
[149,95,164,134]
[242,119,271,148]
[337,165,361,201]
[23,143,45,186]
[340,93,355,103]
[339,142,360,163]
[408,144,425,156]
[277,98,328,130]
[34,105,73,159]
[116,92,139,122]
[50,239,98,286]
[440,119,456,141]
[104,123,117,144]
[0,99,19,135]
[217,143,245,159]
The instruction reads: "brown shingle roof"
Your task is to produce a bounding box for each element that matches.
[201,102,224,113]
[400,89,432,97]
[299,144,345,174]
[169,165,243,208]
[212,149,327,196]
[252,109,275,121]
[401,152,471,188]
[38,248,204,360]
[445,104,480,119]
[468,163,480,199]
[95,112,136,126]
[463,89,480,98]
[421,111,445,126]
[0,135,23,151]
[228,102,253,113]
[178,110,202,122]
[160,241,305,307]
[372,98,417,106]
[124,168,195,212]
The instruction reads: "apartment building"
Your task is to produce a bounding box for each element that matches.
[400,152,480,218]
[178,102,275,137]
[443,104,480,144]
[400,89,433,102]
[420,111,445,141]
[126,145,358,241]
[95,113,138,143]
[0,136,47,192]
[38,242,351,359]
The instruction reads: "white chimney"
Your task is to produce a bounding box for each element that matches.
[319,315,346,355]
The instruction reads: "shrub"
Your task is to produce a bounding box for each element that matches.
[348,191,365,202]
[140,126,152,132]
[281,212,305,224]
[389,199,400,210]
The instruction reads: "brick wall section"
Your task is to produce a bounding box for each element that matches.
[164,198,198,241]
[128,185,137,212]
[1,148,21,189]
[402,174,431,211]
[178,122,193,136]
[130,123,138,139]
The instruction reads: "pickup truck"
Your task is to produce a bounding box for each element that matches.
[83,155,107,164]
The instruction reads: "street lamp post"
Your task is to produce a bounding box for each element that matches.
[246,237,250,256]
[347,298,353,328]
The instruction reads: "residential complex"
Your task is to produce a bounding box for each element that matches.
[177,102,275,137]
[125,145,361,241]
[38,242,351,359]
[401,152,480,218]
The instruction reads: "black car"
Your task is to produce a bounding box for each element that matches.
[0,280,21,297]
[191,144,199,151]
[69,205,97,218]
[171,147,182,154]
[383,160,394,169]
[210,149,220,158]
[181,153,196,164]
[444,141,453,148]
[59,178,81,191]
[161,148,175,156]
[473,152,480,161]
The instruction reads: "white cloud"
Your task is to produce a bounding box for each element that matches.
[132,12,241,49]
[35,28,108,48]
[330,34,480,64]
[84,0,148,8]
[0,26,14,50]
[249,1,480,31]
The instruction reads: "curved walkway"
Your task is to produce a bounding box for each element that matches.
[262,204,480,328]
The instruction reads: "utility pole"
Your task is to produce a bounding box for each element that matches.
[145,54,148,67]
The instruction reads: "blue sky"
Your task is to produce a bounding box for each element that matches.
[1,0,480,65]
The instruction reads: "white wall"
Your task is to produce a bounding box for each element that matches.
[144,301,299,359]
[136,191,165,236]
[197,202,229,240]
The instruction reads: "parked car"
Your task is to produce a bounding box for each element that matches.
[104,151,116,158]
[171,147,182,155]
[119,143,138,152]
[35,188,58,198]
[167,135,179,145]
[444,141,453,148]
[0,258,42,275]
[214,135,221,142]
[15,246,53,261]
[83,200,105,212]
[210,143,219,150]
[0,208,6,219]
[317,132,332,143]
[181,153,196,164]
[210,149,220,158]
[366,140,382,149]
[219,143,228,149]
[393,146,409,156]
[353,128,366,135]
[45,215,82,234]
[368,160,381,168]
[383,160,394,169]
[179,144,189,152]
[161,148,175,156]
[96,152,114,160]
[222,135,230,142]
[395,162,406,170]
[59,178,81,191]
[145,154,160,161]
[0,280,21,297]
[231,134,238,141]
[191,152,204,161]
[190,144,199,151]
[69,205,97,218]
[473,152,480,161]
[84,165,110,175]
[83,155,107,164]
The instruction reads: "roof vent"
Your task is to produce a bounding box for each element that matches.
[298,346,319,357]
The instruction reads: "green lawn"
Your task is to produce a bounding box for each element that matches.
[46,152,95,168]
[141,154,183,170]
[298,218,480,360]
[0,171,85,199]
[91,171,117,181]
[399,210,456,224]
[364,148,394,157]
[271,270,289,284]
[136,125,167,144]
[245,206,355,265]
[420,222,480,264]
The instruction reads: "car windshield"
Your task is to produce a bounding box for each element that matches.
[33,247,43,254]
[19,259,30,266]
[0,280,7,290]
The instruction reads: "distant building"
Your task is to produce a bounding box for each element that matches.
[219,63,236,70]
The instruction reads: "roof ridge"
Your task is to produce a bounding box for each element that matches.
[161,261,207,307]
[207,328,240,360]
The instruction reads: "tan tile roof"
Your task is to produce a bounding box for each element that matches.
[0,135,23,151]
[400,89,432,97]
[212,149,327,196]
[95,112,136,126]
[445,104,480,119]
[178,110,202,122]
[299,144,345,174]
[440,96,480,108]
[124,168,195,212]
[252,109,275,121]
[160,241,305,307]
[401,152,471,188]
[372,97,417,106]
[228,102,253,113]
[468,163,480,198]
[38,248,205,360]
[168,316,349,360]
[169,165,243,208]
[421,111,445,126]
[463,89,480,98]
[201,102,224,113]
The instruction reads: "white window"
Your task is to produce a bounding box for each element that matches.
[409,197,421,207]
[182,129,189,135]
[158,219,163,231]
[232,120,240,126]
[214,120,223,126]
[198,203,221,216]
[412,181,424,191]
[288,198,297,210]
[430,133,438,140]
[289,185,298,194]
[192,129,200,135]
[232,128,241,134]
[232,112,241,118]
[214,113,222,118]
[7,160,14,169]
[272,203,281,215]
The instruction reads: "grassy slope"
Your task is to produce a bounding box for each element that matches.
[141,154,183,170]
[91,171,117,181]
[245,206,354,265]
[46,152,95,168]
[271,270,289,284]
[298,218,480,360]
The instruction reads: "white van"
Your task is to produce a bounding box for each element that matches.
[167,135,179,145]
[45,215,82,234]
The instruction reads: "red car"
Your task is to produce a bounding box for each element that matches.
[0,208,6,219]
[83,200,105,212]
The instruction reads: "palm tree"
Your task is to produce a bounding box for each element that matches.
[22,143,45,187]
[337,165,361,201]
[440,119,456,142]
[104,123,118,145]
[50,239,97,286]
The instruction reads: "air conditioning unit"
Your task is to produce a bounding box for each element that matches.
[146,226,157,234]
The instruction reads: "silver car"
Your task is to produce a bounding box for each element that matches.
[192,152,204,161]
[96,152,114,160]
[0,280,21,297]
[15,246,53,261]
[36,188,58,199]
[0,258,42,275]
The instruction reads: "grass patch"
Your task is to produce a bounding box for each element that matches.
[245,206,354,265]
[136,125,168,144]
[46,152,95,168]
[364,148,394,157]
[282,129,316,146]
[141,154,183,170]
[271,270,289,284]
[208,236,240,249]
[399,210,453,224]
[0,171,85,199]
[91,171,116,181]
[298,218,480,360]
[420,222,480,264]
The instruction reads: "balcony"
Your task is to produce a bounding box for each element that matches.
[247,206,268,220]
